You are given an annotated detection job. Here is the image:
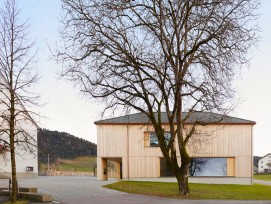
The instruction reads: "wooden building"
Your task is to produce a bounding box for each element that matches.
[95,112,255,185]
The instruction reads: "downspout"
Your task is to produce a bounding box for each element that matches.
[251,124,254,185]
[127,122,130,180]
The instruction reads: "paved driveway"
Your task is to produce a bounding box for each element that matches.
[1,177,271,204]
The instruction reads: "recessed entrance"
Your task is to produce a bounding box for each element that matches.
[160,158,173,177]
[100,157,122,180]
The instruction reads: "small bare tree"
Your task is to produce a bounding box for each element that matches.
[57,0,259,195]
[0,0,39,202]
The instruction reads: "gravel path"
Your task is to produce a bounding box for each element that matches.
[0,177,271,204]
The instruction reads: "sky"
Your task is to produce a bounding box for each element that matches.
[4,0,271,156]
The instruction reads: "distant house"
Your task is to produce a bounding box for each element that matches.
[95,112,256,185]
[258,153,271,173]
[0,73,38,178]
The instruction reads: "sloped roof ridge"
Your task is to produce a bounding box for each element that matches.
[193,111,255,123]
[210,112,254,122]
[94,111,256,125]
[260,153,271,159]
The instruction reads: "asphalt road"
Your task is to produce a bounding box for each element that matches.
[0,177,271,204]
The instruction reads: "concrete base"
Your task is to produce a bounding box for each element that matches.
[20,192,53,202]
[19,187,37,193]
[127,177,253,185]
[0,189,9,196]
[189,177,253,185]
[1,187,52,202]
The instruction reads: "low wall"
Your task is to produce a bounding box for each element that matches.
[39,171,95,177]
[0,172,38,178]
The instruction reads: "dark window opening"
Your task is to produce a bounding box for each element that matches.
[160,158,173,177]
[26,166,34,171]
[150,132,171,147]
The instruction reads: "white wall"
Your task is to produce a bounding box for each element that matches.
[0,74,38,178]
[0,128,38,178]
[258,154,271,173]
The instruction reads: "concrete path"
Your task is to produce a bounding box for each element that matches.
[254,179,271,186]
[0,177,271,204]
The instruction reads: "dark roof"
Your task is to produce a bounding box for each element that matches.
[94,112,256,125]
[260,153,271,159]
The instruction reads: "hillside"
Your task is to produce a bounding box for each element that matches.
[38,129,97,163]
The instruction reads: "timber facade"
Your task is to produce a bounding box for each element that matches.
[95,112,255,185]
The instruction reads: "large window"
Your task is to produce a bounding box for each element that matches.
[189,158,234,177]
[146,132,171,147]
[159,157,235,178]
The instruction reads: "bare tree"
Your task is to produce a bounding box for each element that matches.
[57,0,259,195]
[0,0,39,202]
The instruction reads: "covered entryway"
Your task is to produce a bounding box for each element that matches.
[98,157,122,181]
[160,158,173,177]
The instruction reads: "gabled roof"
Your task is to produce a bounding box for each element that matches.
[259,153,271,160]
[94,112,256,125]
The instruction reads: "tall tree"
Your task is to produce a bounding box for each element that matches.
[57,0,259,195]
[0,0,39,202]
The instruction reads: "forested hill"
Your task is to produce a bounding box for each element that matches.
[38,129,97,162]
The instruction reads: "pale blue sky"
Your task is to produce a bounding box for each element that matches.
[6,0,271,156]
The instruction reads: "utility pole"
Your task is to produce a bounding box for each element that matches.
[47,154,50,171]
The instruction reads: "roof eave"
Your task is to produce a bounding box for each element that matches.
[94,122,256,126]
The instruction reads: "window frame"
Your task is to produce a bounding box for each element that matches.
[144,131,171,147]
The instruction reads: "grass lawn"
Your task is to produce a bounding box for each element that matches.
[254,174,271,181]
[104,181,271,200]
[58,156,96,171]
[40,156,96,172]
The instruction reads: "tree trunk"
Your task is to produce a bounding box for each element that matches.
[10,93,17,203]
[10,143,17,203]
[176,146,190,196]
[10,65,17,202]
[176,164,190,195]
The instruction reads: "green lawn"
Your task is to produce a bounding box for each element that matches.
[58,162,92,172]
[254,174,271,181]
[58,156,96,172]
[104,181,271,200]
[40,156,96,172]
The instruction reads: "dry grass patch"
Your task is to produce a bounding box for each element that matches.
[3,199,28,204]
